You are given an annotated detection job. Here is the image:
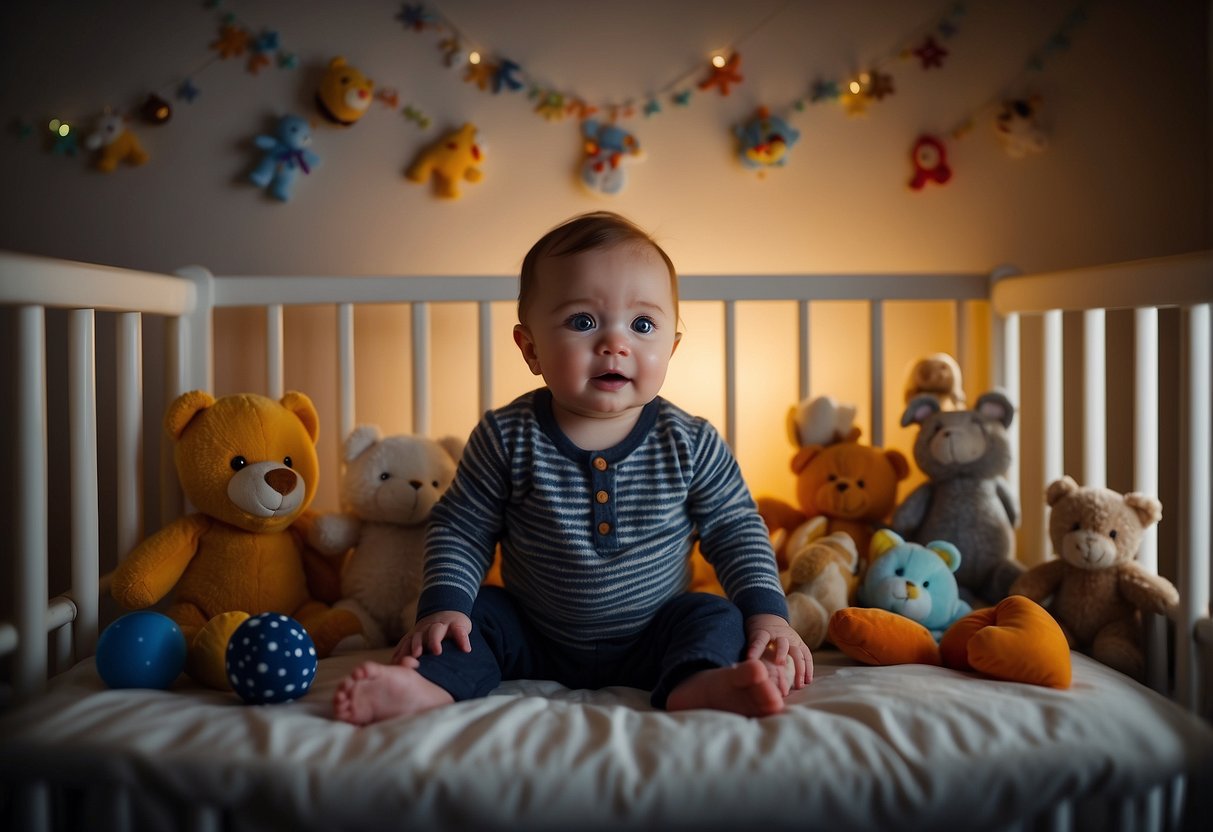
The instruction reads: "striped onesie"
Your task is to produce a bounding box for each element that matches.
[417,388,788,653]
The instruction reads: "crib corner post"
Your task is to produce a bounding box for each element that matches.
[174,266,214,395]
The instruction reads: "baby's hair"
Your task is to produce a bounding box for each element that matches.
[518,211,679,323]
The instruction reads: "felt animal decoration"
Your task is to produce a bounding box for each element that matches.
[857,530,971,640]
[308,426,462,647]
[734,106,800,170]
[909,134,951,190]
[775,523,858,648]
[84,112,149,172]
[1009,476,1178,680]
[994,96,1048,159]
[110,391,361,690]
[891,390,1023,605]
[405,122,484,198]
[316,56,374,125]
[758,413,909,574]
[249,114,320,201]
[903,352,965,411]
[580,119,642,195]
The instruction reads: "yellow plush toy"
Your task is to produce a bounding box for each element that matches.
[110,391,361,690]
[405,122,484,198]
[316,56,375,126]
[84,112,149,172]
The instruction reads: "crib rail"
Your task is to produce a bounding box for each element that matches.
[2,247,1209,718]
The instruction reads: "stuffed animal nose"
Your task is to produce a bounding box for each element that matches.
[265,468,297,496]
[409,480,423,490]
[836,482,849,492]
[906,582,919,599]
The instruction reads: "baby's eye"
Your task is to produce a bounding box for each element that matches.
[566,313,594,332]
[632,316,655,334]
[379,472,391,481]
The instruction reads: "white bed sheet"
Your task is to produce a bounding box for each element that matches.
[2,649,1211,832]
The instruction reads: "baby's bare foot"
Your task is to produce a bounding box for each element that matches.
[666,659,785,717]
[332,656,453,725]
[760,651,796,696]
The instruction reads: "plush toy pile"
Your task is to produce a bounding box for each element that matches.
[110,391,361,690]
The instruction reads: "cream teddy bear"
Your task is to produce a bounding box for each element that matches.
[1009,476,1178,680]
[309,426,462,647]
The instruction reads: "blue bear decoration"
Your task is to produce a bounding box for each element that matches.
[734,106,800,170]
[580,119,642,196]
[859,529,971,641]
[249,114,320,201]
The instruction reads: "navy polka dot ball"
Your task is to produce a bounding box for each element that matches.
[225,613,318,705]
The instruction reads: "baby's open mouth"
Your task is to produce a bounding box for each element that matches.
[595,372,628,382]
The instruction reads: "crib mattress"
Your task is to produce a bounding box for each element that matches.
[2,648,1211,832]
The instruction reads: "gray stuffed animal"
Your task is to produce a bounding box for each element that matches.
[891,390,1023,606]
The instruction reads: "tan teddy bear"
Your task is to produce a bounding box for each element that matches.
[1009,475,1179,680]
[773,522,858,648]
[309,426,462,647]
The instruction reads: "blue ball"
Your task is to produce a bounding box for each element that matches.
[225,613,318,705]
[96,611,187,690]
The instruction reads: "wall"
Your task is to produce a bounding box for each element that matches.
[0,1,1209,585]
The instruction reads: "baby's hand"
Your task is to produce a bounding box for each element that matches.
[745,613,813,693]
[392,611,473,663]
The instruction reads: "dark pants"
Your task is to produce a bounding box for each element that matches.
[415,586,747,709]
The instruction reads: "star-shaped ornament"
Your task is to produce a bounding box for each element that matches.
[176,79,200,102]
[210,24,250,59]
[914,36,949,69]
[810,79,840,103]
[698,52,743,96]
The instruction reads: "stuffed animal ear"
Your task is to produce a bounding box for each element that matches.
[280,391,320,444]
[868,528,904,562]
[975,390,1015,428]
[790,445,823,475]
[1124,493,1163,528]
[343,424,382,462]
[164,390,215,440]
[1045,476,1081,507]
[900,395,940,427]
[884,449,910,481]
[436,435,465,464]
[925,540,962,572]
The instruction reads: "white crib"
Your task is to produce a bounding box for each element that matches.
[0,249,1210,832]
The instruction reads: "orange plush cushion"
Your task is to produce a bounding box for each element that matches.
[940,595,1072,689]
[828,607,942,666]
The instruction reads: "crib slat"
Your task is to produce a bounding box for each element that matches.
[266,303,284,400]
[997,312,1022,525]
[69,309,99,661]
[723,300,737,449]
[797,300,810,401]
[338,303,354,443]
[412,302,429,436]
[1134,307,1168,693]
[869,300,884,449]
[1177,303,1211,711]
[16,304,48,698]
[1041,310,1064,555]
[478,301,493,414]
[115,312,144,562]
[1082,309,1106,488]
[161,316,187,525]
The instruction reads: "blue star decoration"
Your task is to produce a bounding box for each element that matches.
[492,59,524,94]
[398,3,435,31]
[672,90,692,106]
[254,30,280,53]
[644,98,661,117]
[177,79,200,102]
[277,52,298,69]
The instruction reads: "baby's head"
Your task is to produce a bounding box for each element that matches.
[513,212,682,429]
[518,211,678,326]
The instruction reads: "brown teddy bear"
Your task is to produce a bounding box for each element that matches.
[1009,476,1179,680]
[759,437,910,573]
[111,391,362,690]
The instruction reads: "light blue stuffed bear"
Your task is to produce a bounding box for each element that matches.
[249,114,320,201]
[858,529,971,641]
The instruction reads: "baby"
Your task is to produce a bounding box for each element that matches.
[334,211,811,724]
